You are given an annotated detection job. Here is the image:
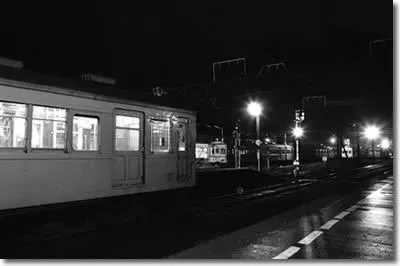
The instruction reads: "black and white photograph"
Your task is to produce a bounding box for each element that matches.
[0,0,395,261]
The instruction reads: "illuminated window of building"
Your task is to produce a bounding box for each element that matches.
[178,123,186,151]
[32,106,66,149]
[115,115,140,151]
[0,102,27,148]
[73,115,98,151]
[150,120,170,152]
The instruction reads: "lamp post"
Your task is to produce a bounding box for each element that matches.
[293,109,305,166]
[352,122,361,164]
[247,101,262,171]
[292,126,304,165]
[363,125,381,160]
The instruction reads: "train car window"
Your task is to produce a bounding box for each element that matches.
[178,123,186,151]
[221,148,226,154]
[215,148,220,154]
[0,102,27,148]
[150,120,170,152]
[72,115,99,151]
[32,106,66,149]
[115,115,140,151]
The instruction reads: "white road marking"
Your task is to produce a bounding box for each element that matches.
[320,219,339,230]
[357,199,365,205]
[298,230,324,245]
[346,205,360,212]
[334,211,351,220]
[272,246,301,259]
[380,184,391,190]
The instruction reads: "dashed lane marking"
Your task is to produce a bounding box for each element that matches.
[272,246,301,260]
[298,230,324,245]
[320,219,339,230]
[273,178,392,259]
[346,205,360,212]
[334,211,351,220]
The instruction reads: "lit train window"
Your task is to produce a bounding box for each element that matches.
[32,106,66,149]
[115,115,140,151]
[178,123,186,151]
[0,102,27,148]
[150,120,170,152]
[73,115,98,151]
[221,148,226,154]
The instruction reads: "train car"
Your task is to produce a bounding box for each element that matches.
[195,140,227,168]
[317,146,353,159]
[208,140,227,167]
[0,71,196,211]
[240,142,295,166]
[195,142,209,167]
[261,143,295,162]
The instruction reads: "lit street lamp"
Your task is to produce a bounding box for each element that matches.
[247,101,262,171]
[363,125,381,160]
[292,126,304,165]
[330,137,336,145]
[380,138,390,150]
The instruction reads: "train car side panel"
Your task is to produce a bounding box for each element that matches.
[0,80,196,210]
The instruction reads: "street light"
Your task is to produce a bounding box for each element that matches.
[380,138,390,149]
[363,125,381,159]
[330,137,336,145]
[292,126,304,165]
[247,101,262,171]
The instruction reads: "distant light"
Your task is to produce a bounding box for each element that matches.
[292,126,304,138]
[247,102,262,117]
[330,137,336,144]
[265,138,271,143]
[344,138,350,146]
[381,138,390,149]
[363,125,381,140]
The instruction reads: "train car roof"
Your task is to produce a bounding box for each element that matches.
[0,66,196,116]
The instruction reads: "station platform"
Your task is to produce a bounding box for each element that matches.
[168,175,394,259]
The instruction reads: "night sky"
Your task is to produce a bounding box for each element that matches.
[0,1,393,135]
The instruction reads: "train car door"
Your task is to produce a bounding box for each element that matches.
[112,110,144,187]
[176,118,189,182]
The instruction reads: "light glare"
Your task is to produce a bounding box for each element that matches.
[380,138,390,149]
[363,125,381,140]
[293,126,304,138]
[247,102,262,117]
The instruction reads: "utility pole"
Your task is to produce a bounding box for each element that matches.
[353,122,361,165]
[233,122,241,168]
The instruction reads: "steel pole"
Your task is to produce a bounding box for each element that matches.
[256,116,260,171]
[372,139,375,160]
[356,124,360,164]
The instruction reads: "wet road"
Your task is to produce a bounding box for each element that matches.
[168,175,394,260]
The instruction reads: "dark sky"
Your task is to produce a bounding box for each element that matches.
[0,1,393,135]
[0,1,392,86]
